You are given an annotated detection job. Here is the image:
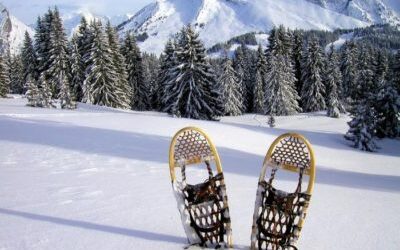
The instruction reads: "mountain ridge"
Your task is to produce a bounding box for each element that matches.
[117,0,399,54]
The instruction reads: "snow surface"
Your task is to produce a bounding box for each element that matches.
[0,97,399,249]
[325,32,354,52]
[119,0,370,54]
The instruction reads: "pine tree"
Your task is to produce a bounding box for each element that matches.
[142,52,160,110]
[105,22,131,109]
[59,73,76,109]
[326,45,343,117]
[159,39,176,111]
[122,33,148,110]
[9,55,24,94]
[292,30,304,95]
[374,50,389,85]
[70,36,85,101]
[45,7,71,98]
[162,25,222,120]
[341,41,358,102]
[76,17,92,100]
[354,45,375,102]
[38,74,54,108]
[391,51,400,93]
[21,31,38,82]
[0,55,9,97]
[375,81,400,138]
[233,46,248,110]
[35,10,53,79]
[233,44,256,112]
[301,38,326,112]
[268,115,276,128]
[253,45,267,113]
[25,75,40,106]
[218,58,243,116]
[264,54,300,116]
[84,21,121,108]
[344,97,378,152]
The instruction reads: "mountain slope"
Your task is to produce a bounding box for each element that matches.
[62,11,109,37]
[117,0,387,54]
[0,4,34,54]
[306,0,400,26]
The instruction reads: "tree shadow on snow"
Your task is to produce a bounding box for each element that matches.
[0,208,186,244]
[1,116,399,193]
[221,121,400,158]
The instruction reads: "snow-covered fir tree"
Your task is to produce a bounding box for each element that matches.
[326,45,344,117]
[21,31,38,83]
[233,44,256,112]
[45,7,72,98]
[292,30,304,95]
[84,21,122,108]
[374,81,400,138]
[59,73,76,109]
[374,50,389,85]
[354,45,375,102]
[253,45,267,113]
[391,51,400,93]
[344,96,378,152]
[264,54,300,116]
[142,52,160,110]
[8,55,24,94]
[121,33,149,110]
[218,58,243,116]
[105,22,131,109]
[266,25,292,58]
[268,115,276,128]
[25,75,40,106]
[76,17,92,101]
[0,55,9,97]
[341,41,358,102]
[162,25,223,120]
[35,11,53,79]
[158,39,176,111]
[301,38,326,112]
[38,74,54,108]
[70,36,85,101]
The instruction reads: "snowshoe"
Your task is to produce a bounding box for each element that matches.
[250,133,316,250]
[169,127,233,248]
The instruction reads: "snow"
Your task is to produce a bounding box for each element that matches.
[120,0,370,54]
[0,97,399,249]
[325,32,354,52]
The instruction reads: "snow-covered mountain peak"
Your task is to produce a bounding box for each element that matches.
[0,4,34,54]
[118,0,374,54]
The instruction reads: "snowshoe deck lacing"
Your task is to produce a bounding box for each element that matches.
[252,134,313,250]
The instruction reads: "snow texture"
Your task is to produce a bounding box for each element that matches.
[119,0,371,54]
[0,97,400,249]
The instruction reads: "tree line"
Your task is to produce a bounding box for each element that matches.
[0,8,399,151]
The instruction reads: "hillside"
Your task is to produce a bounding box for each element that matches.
[0,4,34,54]
[1,96,399,249]
[117,0,400,54]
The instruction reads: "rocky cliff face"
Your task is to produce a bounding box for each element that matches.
[0,4,34,54]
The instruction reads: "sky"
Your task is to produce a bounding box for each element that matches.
[2,0,154,25]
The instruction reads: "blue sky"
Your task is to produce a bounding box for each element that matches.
[2,0,154,24]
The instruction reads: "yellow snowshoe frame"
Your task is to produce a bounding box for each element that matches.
[169,127,233,248]
[251,133,316,250]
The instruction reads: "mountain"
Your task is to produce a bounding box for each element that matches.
[117,0,399,54]
[305,0,400,25]
[62,11,109,37]
[0,4,34,54]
